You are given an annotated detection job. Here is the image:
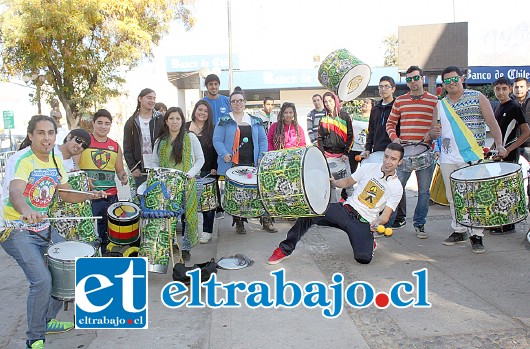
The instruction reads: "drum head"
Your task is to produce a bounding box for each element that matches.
[196,177,216,185]
[108,202,140,220]
[361,151,384,165]
[403,143,429,157]
[451,162,521,180]
[226,166,257,185]
[47,241,95,261]
[337,64,371,102]
[303,147,331,214]
[137,182,146,196]
[67,171,85,179]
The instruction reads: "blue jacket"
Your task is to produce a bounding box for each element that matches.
[213,113,268,175]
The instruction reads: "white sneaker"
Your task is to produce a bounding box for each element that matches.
[199,232,212,244]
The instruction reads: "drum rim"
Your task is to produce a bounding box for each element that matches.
[226,166,258,185]
[450,162,522,181]
[303,147,332,215]
[336,63,371,101]
[107,201,141,220]
[46,241,96,261]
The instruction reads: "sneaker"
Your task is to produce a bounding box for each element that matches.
[470,235,485,254]
[235,221,246,234]
[415,225,428,239]
[45,319,74,334]
[199,232,212,244]
[26,340,44,349]
[215,211,225,219]
[267,247,289,265]
[181,250,191,262]
[262,221,278,233]
[391,220,406,229]
[443,232,468,246]
[373,240,378,252]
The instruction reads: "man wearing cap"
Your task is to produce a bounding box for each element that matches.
[202,74,230,126]
[56,128,91,172]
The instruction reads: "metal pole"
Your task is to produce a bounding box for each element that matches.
[227,0,234,93]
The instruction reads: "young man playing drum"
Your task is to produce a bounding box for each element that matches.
[0,115,106,349]
[434,66,506,253]
[385,66,438,239]
[267,143,404,265]
[490,77,530,234]
[78,110,128,252]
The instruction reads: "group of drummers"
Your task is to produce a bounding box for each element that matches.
[2,66,530,348]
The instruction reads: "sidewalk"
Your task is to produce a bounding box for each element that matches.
[1,189,529,348]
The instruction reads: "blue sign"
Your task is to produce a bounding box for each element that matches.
[466,66,530,84]
[75,257,148,329]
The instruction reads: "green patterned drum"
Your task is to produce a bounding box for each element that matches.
[49,171,97,242]
[224,166,265,218]
[258,147,331,217]
[196,177,219,212]
[318,49,371,102]
[139,218,171,274]
[143,167,187,212]
[451,162,527,228]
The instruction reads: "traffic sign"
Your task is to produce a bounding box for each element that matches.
[2,111,14,130]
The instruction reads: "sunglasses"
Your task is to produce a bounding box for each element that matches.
[73,136,89,149]
[443,76,461,84]
[405,75,422,83]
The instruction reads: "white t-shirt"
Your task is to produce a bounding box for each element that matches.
[54,145,75,172]
[346,163,402,222]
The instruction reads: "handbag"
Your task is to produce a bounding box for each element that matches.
[172,258,217,285]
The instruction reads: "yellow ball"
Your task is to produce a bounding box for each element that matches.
[384,228,393,236]
[376,225,385,233]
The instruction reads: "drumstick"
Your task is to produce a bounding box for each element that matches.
[7,216,103,224]
[232,137,249,156]
[354,154,367,161]
[130,161,142,172]
[57,188,95,196]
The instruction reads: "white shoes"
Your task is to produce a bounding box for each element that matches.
[199,232,212,244]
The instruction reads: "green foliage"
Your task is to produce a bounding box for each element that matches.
[382,34,398,67]
[0,0,194,128]
[470,83,495,99]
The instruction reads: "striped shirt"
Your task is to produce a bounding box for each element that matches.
[386,91,438,142]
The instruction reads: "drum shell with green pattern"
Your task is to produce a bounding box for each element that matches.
[450,163,527,228]
[49,171,97,242]
[223,167,265,218]
[144,168,187,212]
[139,218,170,274]
[196,178,219,212]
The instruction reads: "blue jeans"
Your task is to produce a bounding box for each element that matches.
[91,194,118,245]
[389,163,434,227]
[1,228,65,343]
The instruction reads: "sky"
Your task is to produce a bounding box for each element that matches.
[154,0,530,70]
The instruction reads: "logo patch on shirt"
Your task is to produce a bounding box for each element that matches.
[359,179,384,209]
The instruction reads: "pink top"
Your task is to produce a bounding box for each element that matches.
[267,122,307,150]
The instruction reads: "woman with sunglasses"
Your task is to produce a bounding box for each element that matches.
[267,102,306,151]
[213,87,273,233]
[151,107,205,261]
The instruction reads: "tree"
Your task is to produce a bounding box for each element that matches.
[0,0,195,129]
[382,34,398,67]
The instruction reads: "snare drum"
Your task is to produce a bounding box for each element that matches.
[144,167,187,212]
[196,177,219,212]
[47,241,96,300]
[224,166,265,218]
[450,162,527,228]
[400,143,434,172]
[49,171,97,243]
[107,202,141,245]
[327,157,347,179]
[258,147,331,217]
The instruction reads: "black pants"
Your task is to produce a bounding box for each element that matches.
[279,203,374,264]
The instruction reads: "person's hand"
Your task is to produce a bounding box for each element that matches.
[393,137,401,144]
[89,190,107,199]
[370,218,381,232]
[87,177,95,190]
[211,169,217,176]
[21,210,46,224]
[131,169,142,178]
[223,153,232,163]
[330,177,337,187]
[341,154,348,162]
[497,146,508,158]
[429,125,441,140]
[361,150,370,159]
[119,172,128,185]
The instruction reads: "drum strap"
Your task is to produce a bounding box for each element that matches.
[343,204,369,224]
[29,225,52,242]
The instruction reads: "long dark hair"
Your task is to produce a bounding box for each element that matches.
[19,114,62,179]
[191,100,214,147]
[156,107,186,165]
[273,102,300,150]
[132,88,155,117]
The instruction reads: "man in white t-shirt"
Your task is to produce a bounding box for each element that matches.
[267,143,404,265]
